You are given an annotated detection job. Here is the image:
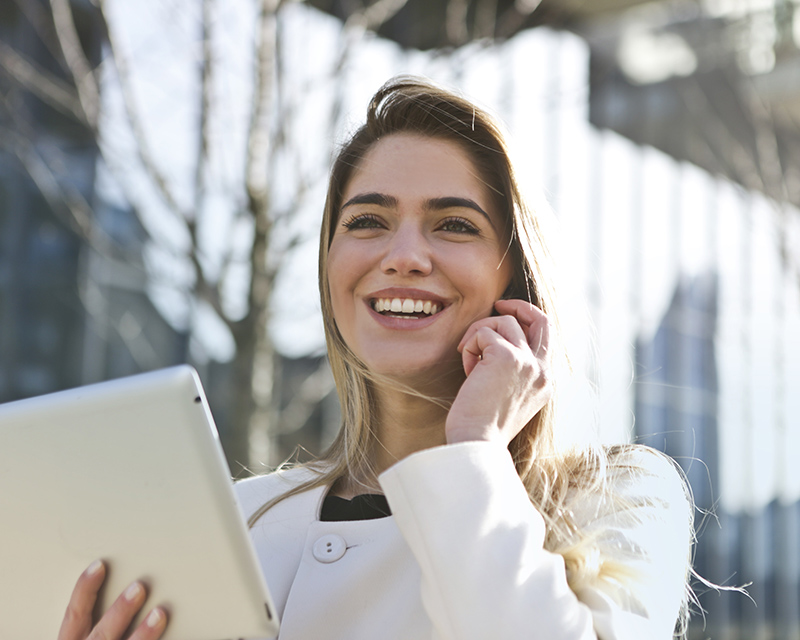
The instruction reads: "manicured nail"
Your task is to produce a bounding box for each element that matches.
[146,609,163,628]
[86,560,103,576]
[124,582,143,601]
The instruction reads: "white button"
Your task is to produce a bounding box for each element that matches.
[313,534,347,563]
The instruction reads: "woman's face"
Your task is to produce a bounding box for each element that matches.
[327,133,513,385]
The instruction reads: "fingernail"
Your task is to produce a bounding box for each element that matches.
[146,609,163,628]
[86,559,103,575]
[124,582,143,601]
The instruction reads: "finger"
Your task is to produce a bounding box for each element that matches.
[461,325,515,377]
[458,314,527,354]
[493,298,546,331]
[86,581,148,640]
[128,607,168,640]
[58,560,106,640]
[457,299,542,352]
[493,299,549,354]
[461,338,482,377]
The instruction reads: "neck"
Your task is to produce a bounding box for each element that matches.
[329,364,466,499]
[370,388,449,474]
[332,375,460,499]
[369,366,466,471]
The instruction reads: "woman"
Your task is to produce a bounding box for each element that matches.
[60,77,693,640]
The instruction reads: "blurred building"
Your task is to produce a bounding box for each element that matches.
[0,1,188,403]
[0,1,92,400]
[573,4,800,638]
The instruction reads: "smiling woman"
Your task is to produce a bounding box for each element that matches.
[59,77,695,640]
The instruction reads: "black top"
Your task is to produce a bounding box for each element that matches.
[320,493,392,521]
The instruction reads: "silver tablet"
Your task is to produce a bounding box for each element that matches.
[0,365,279,640]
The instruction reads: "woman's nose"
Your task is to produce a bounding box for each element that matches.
[380,226,433,276]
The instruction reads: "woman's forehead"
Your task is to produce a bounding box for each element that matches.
[340,134,493,210]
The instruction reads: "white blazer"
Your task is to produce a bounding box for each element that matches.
[234,441,690,640]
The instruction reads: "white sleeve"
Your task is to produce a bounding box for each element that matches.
[378,441,690,640]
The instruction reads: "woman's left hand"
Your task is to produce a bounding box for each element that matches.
[446,299,553,446]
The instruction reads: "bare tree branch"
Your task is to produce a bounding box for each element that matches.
[193,0,214,217]
[96,0,186,222]
[185,0,222,327]
[0,84,152,277]
[246,0,282,210]
[0,121,124,261]
[49,0,101,127]
[0,40,87,123]
[220,0,287,467]
[11,0,71,74]
[242,0,288,335]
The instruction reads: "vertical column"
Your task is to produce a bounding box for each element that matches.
[774,203,800,640]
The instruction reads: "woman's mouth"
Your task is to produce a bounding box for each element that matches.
[370,297,441,319]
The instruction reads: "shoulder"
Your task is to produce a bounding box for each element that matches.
[234,464,325,521]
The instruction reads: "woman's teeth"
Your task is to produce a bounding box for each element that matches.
[372,298,440,316]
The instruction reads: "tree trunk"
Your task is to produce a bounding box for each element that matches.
[227,319,275,476]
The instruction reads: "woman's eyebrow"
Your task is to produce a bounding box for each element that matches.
[427,196,491,223]
[341,192,397,210]
[340,193,492,225]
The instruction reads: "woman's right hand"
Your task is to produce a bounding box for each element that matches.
[58,560,167,640]
[447,299,552,446]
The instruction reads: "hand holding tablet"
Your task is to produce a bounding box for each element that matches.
[0,366,279,640]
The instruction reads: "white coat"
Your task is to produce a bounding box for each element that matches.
[234,441,691,640]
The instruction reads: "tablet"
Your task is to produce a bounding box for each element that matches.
[0,365,279,640]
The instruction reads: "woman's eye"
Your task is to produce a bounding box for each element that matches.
[437,217,480,235]
[342,213,384,230]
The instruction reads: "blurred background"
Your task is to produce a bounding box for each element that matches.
[2,0,799,637]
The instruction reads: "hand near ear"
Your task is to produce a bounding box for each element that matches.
[446,299,552,446]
